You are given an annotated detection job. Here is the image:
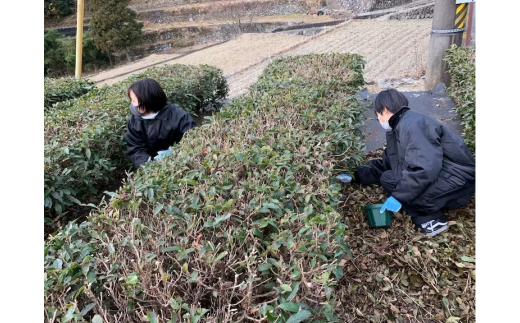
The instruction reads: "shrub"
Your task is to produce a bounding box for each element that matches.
[44,77,96,109]
[44,0,74,19]
[445,44,476,152]
[44,31,111,77]
[89,0,144,62]
[44,29,67,77]
[44,53,367,322]
[44,64,228,219]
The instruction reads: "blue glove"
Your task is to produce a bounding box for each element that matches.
[380,196,402,213]
[155,149,171,160]
[337,173,352,183]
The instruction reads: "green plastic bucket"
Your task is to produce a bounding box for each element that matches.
[364,204,392,228]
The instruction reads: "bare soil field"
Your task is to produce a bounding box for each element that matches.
[88,19,432,96]
[89,32,305,86]
[227,19,431,97]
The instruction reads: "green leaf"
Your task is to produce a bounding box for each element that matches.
[108,243,115,255]
[85,148,91,159]
[126,273,139,285]
[286,282,299,302]
[280,284,292,292]
[223,199,236,209]
[154,203,164,215]
[170,298,181,310]
[147,311,158,323]
[145,253,157,263]
[279,302,300,313]
[286,310,312,323]
[214,213,231,225]
[442,297,450,310]
[81,303,96,316]
[92,315,103,323]
[400,278,409,286]
[461,256,475,263]
[52,259,63,270]
[62,305,76,322]
[148,188,154,202]
[212,251,228,263]
[258,263,272,272]
[176,248,194,261]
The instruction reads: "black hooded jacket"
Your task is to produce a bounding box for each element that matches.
[126,103,196,169]
[358,108,475,211]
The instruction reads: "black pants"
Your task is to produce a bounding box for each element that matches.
[357,157,475,225]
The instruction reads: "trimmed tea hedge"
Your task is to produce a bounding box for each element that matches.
[44,64,228,217]
[44,77,96,109]
[44,53,366,322]
[445,44,476,152]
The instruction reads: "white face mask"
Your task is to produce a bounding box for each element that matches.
[378,113,392,131]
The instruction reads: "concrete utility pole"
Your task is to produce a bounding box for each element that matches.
[75,0,85,78]
[425,0,464,90]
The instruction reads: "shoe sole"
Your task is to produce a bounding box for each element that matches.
[425,225,449,237]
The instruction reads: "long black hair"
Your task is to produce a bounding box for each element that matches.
[128,78,168,113]
[373,89,409,115]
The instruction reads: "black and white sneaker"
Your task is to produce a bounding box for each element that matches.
[415,218,449,237]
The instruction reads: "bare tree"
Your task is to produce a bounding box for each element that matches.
[208,0,263,35]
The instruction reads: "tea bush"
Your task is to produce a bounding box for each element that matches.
[44,64,228,218]
[44,77,96,109]
[44,53,366,322]
[445,44,476,152]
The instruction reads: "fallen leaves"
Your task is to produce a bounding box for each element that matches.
[334,150,475,322]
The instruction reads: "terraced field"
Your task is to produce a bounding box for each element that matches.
[88,19,432,97]
[88,32,306,86]
[228,19,431,97]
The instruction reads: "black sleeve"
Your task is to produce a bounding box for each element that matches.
[355,149,391,185]
[126,119,151,170]
[177,109,196,133]
[391,124,443,203]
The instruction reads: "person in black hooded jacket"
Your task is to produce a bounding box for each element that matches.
[351,89,475,236]
[126,78,196,170]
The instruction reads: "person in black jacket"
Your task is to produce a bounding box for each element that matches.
[352,89,475,236]
[126,78,196,170]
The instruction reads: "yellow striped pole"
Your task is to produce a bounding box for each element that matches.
[75,0,85,78]
[455,3,468,29]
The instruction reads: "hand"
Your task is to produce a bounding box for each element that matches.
[380,196,401,213]
[156,149,171,160]
[337,173,352,183]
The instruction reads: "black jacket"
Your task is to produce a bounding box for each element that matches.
[126,103,196,169]
[358,108,475,210]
